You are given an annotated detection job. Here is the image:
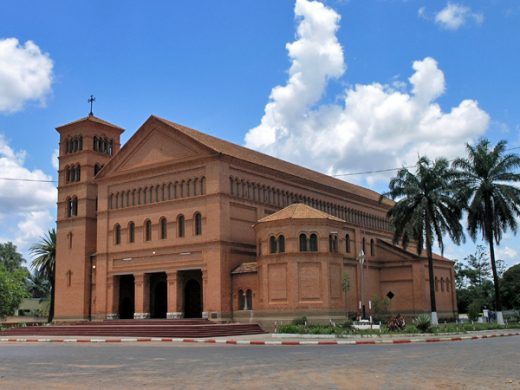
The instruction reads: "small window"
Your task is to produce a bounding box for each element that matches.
[194,212,202,235]
[386,291,395,300]
[329,234,338,253]
[114,224,121,245]
[145,219,152,241]
[299,234,308,252]
[345,234,351,253]
[309,234,318,252]
[441,278,445,292]
[128,222,135,243]
[435,277,439,292]
[362,237,366,254]
[270,236,277,254]
[177,215,185,238]
[278,235,285,253]
[446,278,451,293]
[160,217,167,239]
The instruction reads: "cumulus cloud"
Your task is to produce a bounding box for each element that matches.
[434,3,483,30]
[245,0,344,148]
[0,135,56,253]
[245,0,490,187]
[496,246,518,260]
[0,38,53,113]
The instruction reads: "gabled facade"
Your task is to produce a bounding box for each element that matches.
[54,115,457,324]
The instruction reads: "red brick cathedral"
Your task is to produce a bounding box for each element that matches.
[54,114,457,325]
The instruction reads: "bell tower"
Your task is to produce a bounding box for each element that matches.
[54,114,124,321]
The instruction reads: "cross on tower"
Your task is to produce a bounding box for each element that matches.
[88,95,96,116]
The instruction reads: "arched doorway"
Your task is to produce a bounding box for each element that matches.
[118,275,135,319]
[149,272,167,319]
[184,279,202,318]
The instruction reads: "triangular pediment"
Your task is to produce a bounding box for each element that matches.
[117,128,203,171]
[97,116,217,178]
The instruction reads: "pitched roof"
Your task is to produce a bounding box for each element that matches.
[56,115,124,131]
[152,116,389,204]
[231,262,258,274]
[377,239,452,262]
[257,203,345,223]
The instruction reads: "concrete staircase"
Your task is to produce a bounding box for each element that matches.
[0,319,265,338]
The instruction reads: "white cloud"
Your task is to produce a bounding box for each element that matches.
[52,148,59,170]
[245,0,490,187]
[434,3,483,30]
[245,0,345,148]
[496,246,518,260]
[0,135,56,255]
[0,38,53,113]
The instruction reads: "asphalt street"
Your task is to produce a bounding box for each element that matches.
[1,336,519,390]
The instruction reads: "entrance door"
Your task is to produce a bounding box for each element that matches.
[149,272,167,319]
[118,275,135,319]
[184,279,202,318]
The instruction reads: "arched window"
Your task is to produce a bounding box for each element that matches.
[329,234,338,253]
[345,234,351,253]
[246,289,253,310]
[370,239,375,256]
[128,222,135,243]
[177,215,185,238]
[194,212,202,235]
[93,136,98,151]
[435,277,439,292]
[71,197,78,216]
[114,224,121,245]
[300,234,308,252]
[238,289,245,310]
[160,217,167,239]
[278,235,285,253]
[441,278,445,292]
[309,234,318,252]
[270,236,277,254]
[144,219,152,241]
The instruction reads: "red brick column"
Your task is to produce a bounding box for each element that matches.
[106,276,119,320]
[134,273,150,319]
[167,271,182,319]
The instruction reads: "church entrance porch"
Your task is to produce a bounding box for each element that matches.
[180,270,203,318]
[118,274,135,319]
[149,272,167,319]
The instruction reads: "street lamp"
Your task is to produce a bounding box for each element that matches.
[358,249,366,320]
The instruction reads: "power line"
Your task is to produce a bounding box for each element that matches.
[0,177,55,183]
[332,146,520,178]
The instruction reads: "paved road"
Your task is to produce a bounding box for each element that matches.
[1,337,519,390]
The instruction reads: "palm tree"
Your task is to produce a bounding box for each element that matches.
[452,139,520,324]
[30,229,56,323]
[383,157,465,325]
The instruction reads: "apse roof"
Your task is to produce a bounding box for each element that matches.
[256,203,345,224]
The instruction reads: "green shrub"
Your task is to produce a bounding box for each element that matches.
[415,314,432,333]
[467,301,482,322]
[291,316,307,326]
[339,319,353,329]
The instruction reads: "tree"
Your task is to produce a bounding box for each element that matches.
[383,157,465,325]
[454,246,495,313]
[30,229,56,323]
[453,139,520,324]
[26,271,51,298]
[0,242,25,272]
[0,263,28,318]
[501,264,520,309]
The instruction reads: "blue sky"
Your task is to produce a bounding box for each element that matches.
[0,0,519,267]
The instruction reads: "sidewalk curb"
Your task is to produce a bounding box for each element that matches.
[1,332,519,346]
